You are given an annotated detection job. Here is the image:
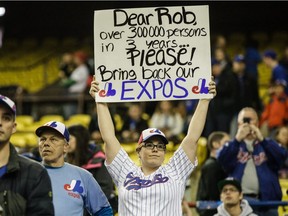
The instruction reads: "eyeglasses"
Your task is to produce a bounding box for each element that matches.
[143,143,166,151]
[221,188,239,193]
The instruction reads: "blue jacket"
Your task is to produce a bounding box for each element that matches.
[217,138,287,201]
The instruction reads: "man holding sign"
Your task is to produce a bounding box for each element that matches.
[89,76,216,215]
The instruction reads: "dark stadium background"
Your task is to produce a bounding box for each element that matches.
[1,1,288,40]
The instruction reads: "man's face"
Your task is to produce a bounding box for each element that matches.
[38,129,68,166]
[0,104,16,146]
[220,184,242,207]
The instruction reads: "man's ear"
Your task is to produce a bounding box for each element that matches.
[63,142,69,153]
[12,122,17,134]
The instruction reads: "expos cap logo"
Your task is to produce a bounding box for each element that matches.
[44,121,70,142]
[64,180,84,194]
[99,82,116,97]
[0,94,16,114]
[191,78,209,94]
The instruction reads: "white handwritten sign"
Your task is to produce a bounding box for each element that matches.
[94,5,211,102]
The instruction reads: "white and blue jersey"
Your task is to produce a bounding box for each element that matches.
[106,147,197,216]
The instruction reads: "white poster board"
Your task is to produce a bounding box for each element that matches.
[94,5,211,103]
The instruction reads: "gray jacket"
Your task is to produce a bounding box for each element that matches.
[214,199,258,216]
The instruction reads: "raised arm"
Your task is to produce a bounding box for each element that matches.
[90,78,121,164]
[181,78,216,162]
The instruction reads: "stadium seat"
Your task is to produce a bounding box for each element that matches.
[39,115,64,124]
[11,133,26,148]
[278,179,288,215]
[65,114,91,128]
[16,115,34,127]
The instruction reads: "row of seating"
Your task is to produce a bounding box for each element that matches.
[11,114,92,148]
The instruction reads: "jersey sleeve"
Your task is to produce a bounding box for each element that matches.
[165,146,197,182]
[105,148,137,186]
[85,174,112,215]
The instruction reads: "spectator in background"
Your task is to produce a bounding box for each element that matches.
[0,95,54,215]
[88,107,103,144]
[244,38,262,80]
[58,52,75,79]
[217,107,288,216]
[275,126,288,179]
[260,79,288,137]
[214,177,257,216]
[150,100,184,144]
[204,59,238,137]
[61,50,90,119]
[66,124,117,214]
[36,121,113,216]
[263,49,288,94]
[196,131,230,216]
[230,54,262,137]
[120,103,149,143]
[279,46,288,71]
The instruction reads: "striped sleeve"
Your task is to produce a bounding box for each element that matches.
[166,146,197,182]
[105,148,136,186]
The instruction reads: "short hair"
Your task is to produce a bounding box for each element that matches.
[237,107,259,123]
[207,131,227,151]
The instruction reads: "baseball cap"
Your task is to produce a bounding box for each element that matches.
[234,54,245,63]
[35,121,70,142]
[263,50,277,60]
[218,177,242,192]
[274,79,287,87]
[0,94,16,116]
[138,128,168,144]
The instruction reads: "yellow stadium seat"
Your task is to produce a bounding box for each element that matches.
[196,137,208,167]
[11,133,26,148]
[121,143,137,155]
[24,133,38,148]
[16,115,34,127]
[66,114,91,128]
[113,114,123,132]
[39,115,64,124]
[278,179,288,215]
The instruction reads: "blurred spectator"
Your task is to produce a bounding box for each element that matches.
[58,52,75,79]
[66,124,117,214]
[150,100,184,144]
[215,177,257,216]
[88,107,103,144]
[196,131,230,216]
[120,103,149,143]
[279,46,288,71]
[217,107,288,216]
[260,79,288,137]
[230,54,262,137]
[263,49,288,94]
[244,38,262,80]
[213,47,232,73]
[61,50,90,119]
[204,58,238,137]
[275,126,288,179]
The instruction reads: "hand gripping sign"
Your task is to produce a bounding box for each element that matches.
[94,5,212,103]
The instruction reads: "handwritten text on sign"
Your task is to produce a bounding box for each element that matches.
[94,5,211,102]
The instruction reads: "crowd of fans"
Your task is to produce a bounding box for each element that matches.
[3,33,288,215]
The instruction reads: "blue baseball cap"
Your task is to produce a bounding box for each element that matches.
[234,54,245,63]
[36,121,70,142]
[263,50,277,60]
[0,94,16,116]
